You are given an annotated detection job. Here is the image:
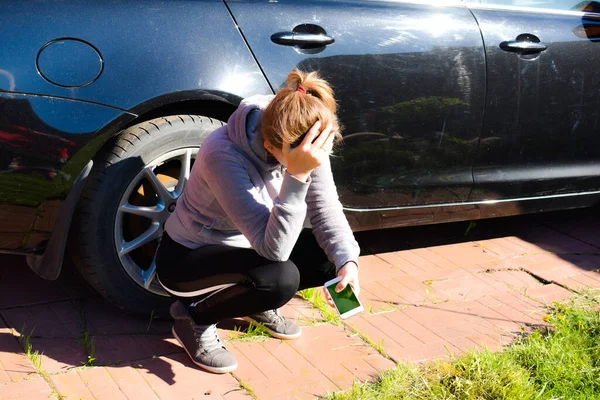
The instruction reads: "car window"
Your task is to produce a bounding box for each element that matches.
[467,0,600,12]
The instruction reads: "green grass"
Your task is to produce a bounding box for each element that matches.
[237,378,259,399]
[80,331,96,367]
[228,321,271,343]
[19,328,43,374]
[19,328,65,398]
[299,288,342,326]
[326,291,600,400]
[348,326,389,359]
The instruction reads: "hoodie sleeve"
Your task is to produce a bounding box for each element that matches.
[202,149,310,262]
[306,157,361,271]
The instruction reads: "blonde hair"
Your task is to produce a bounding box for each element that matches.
[261,70,342,148]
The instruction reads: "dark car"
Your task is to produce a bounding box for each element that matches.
[2,0,599,315]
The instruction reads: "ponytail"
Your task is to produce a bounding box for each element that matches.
[261,70,342,148]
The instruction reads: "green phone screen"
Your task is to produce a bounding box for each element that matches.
[326,283,361,315]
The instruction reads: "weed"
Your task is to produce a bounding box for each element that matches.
[19,328,44,374]
[146,309,157,332]
[367,303,397,315]
[80,331,96,367]
[50,390,67,400]
[464,220,477,236]
[299,288,341,326]
[349,326,389,359]
[296,314,326,326]
[238,378,259,399]
[19,328,65,398]
[229,322,270,343]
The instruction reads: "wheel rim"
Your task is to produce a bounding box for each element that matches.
[114,147,197,296]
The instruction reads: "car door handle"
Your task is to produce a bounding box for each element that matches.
[499,34,547,54]
[271,32,335,47]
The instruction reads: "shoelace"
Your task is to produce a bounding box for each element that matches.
[265,309,284,324]
[193,324,224,352]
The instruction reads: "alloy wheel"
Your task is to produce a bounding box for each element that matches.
[114,147,197,295]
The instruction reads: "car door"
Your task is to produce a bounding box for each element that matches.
[468,0,600,201]
[225,0,486,208]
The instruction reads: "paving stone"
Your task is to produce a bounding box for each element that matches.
[385,250,444,277]
[559,276,598,293]
[2,206,598,399]
[280,295,322,324]
[385,310,444,345]
[560,254,600,273]
[346,313,422,363]
[373,252,414,276]
[29,337,87,373]
[1,300,82,339]
[0,257,70,309]
[511,226,600,255]
[77,367,129,400]
[287,324,394,391]
[540,213,600,248]
[0,319,36,383]
[468,298,522,333]
[104,364,160,400]
[427,274,486,302]
[0,376,53,400]
[357,255,400,282]
[428,242,499,269]
[83,297,171,335]
[488,270,543,292]
[94,333,181,366]
[370,278,424,307]
[411,247,457,269]
[568,272,600,289]
[133,352,248,400]
[526,283,573,304]
[50,370,96,399]
[474,238,523,259]
[401,340,457,363]
[236,338,338,400]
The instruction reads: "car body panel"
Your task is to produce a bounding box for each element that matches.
[226,0,486,208]
[1,0,599,261]
[0,93,132,252]
[0,0,274,254]
[468,7,600,200]
[0,0,272,109]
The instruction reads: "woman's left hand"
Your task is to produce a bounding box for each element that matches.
[323,261,360,308]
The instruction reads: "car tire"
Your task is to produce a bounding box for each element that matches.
[71,115,225,317]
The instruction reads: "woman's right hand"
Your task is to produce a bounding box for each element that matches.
[283,121,336,182]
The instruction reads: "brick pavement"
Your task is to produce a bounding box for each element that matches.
[1,208,599,399]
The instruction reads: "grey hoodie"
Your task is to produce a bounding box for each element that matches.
[164,95,360,271]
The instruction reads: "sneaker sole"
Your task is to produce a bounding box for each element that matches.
[241,317,302,340]
[171,326,238,374]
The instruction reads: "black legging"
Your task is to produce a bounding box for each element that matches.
[155,230,336,325]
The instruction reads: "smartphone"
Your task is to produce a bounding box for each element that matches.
[324,276,364,319]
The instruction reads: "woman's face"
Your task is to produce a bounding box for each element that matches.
[263,140,287,166]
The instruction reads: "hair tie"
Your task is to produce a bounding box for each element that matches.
[296,85,307,94]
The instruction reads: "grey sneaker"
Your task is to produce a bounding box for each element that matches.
[170,301,238,374]
[243,309,301,340]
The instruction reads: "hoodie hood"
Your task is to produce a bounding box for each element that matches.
[227,94,278,171]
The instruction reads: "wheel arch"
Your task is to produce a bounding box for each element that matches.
[33,91,240,280]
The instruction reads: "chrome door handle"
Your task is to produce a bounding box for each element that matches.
[500,40,547,53]
[271,32,335,47]
[499,34,547,54]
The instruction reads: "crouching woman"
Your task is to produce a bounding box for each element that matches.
[155,70,360,373]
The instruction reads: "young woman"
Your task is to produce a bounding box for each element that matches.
[156,70,361,374]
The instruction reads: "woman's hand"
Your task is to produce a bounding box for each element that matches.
[323,261,360,308]
[283,120,336,182]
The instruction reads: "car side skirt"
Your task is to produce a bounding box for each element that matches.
[344,190,600,232]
